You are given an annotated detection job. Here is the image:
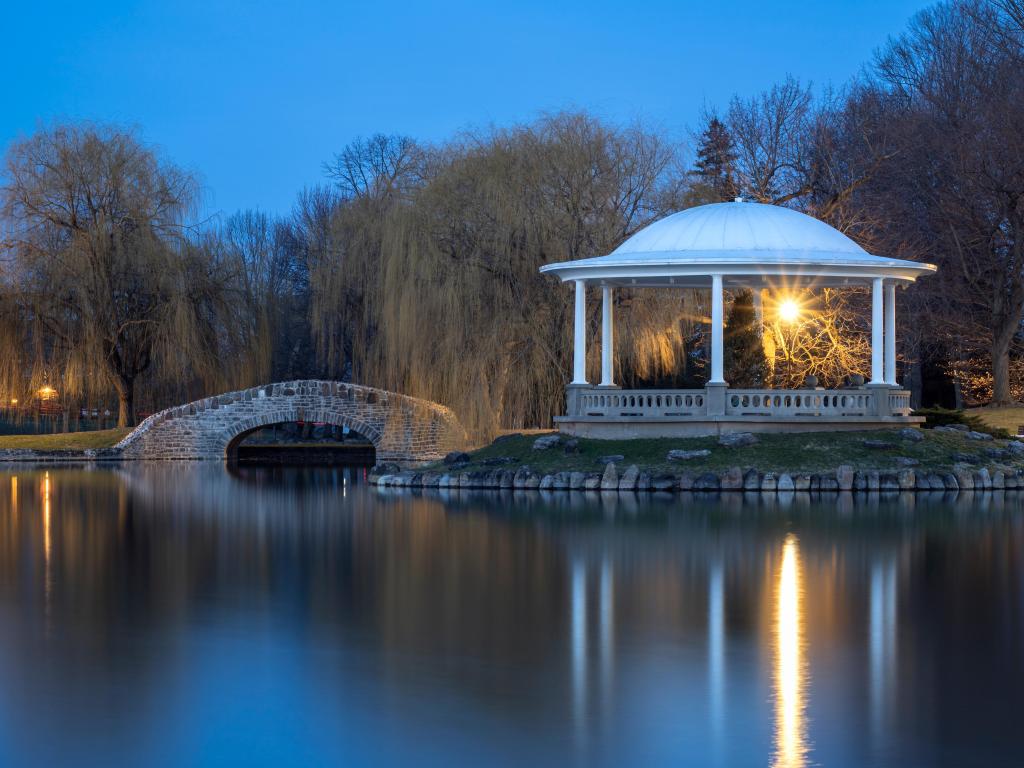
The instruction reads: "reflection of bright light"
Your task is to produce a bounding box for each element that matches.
[43,472,52,562]
[779,299,800,323]
[42,472,53,629]
[773,534,808,768]
[10,476,17,511]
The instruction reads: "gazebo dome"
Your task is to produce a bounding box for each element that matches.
[615,200,865,257]
[540,200,935,287]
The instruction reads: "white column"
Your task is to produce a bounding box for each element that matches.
[572,280,588,385]
[870,277,884,385]
[710,274,725,384]
[884,281,897,386]
[600,285,614,387]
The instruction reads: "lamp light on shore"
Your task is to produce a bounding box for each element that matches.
[38,385,57,400]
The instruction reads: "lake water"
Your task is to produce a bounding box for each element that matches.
[0,464,1022,767]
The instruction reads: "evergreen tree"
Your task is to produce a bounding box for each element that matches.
[723,290,767,386]
[691,116,739,202]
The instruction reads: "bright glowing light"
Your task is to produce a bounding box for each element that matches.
[42,472,52,563]
[37,386,57,400]
[773,533,808,768]
[9,398,17,406]
[779,299,800,323]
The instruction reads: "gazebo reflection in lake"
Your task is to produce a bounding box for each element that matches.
[540,200,936,438]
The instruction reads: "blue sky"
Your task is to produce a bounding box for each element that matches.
[1,0,934,217]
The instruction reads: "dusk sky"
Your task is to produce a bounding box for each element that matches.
[2,0,934,217]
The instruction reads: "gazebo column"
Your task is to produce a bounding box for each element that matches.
[868,277,893,417]
[564,279,589,418]
[870,277,884,386]
[599,285,616,387]
[707,274,727,416]
[884,281,897,386]
[572,280,588,385]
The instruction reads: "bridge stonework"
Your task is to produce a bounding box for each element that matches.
[116,380,466,463]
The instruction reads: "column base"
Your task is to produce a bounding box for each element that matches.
[705,382,727,416]
[865,382,894,417]
[565,383,590,417]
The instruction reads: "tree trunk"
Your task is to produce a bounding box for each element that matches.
[907,346,924,409]
[991,321,1016,406]
[113,376,135,428]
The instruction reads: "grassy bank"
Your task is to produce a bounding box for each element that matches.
[966,406,1024,435]
[441,428,1018,475]
[0,428,130,451]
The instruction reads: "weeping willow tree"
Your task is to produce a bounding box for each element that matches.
[1,123,237,426]
[306,113,708,438]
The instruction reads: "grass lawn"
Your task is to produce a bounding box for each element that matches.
[966,406,1024,436]
[443,428,1016,475]
[0,428,131,451]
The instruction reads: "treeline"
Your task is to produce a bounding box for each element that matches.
[1,0,1022,436]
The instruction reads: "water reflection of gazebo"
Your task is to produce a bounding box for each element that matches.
[540,200,936,438]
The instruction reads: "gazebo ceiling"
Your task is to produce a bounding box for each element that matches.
[540,200,936,288]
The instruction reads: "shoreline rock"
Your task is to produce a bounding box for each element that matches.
[368,461,1024,495]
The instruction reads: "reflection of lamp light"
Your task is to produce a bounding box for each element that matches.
[779,299,800,323]
[773,533,807,768]
[43,471,52,562]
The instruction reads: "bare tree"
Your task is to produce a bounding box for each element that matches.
[1,123,225,425]
[323,134,421,202]
[874,0,1024,405]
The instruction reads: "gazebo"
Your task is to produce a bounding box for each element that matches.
[540,200,936,438]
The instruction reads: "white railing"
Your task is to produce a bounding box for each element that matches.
[726,388,873,418]
[889,390,912,416]
[571,388,707,418]
[568,385,914,420]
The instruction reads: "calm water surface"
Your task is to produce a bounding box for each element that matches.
[0,464,1022,767]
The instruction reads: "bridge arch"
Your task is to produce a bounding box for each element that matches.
[222,411,384,461]
[117,381,465,464]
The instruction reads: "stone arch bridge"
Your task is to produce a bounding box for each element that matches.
[117,381,466,463]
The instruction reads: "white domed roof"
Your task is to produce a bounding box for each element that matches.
[540,200,935,288]
[614,201,865,257]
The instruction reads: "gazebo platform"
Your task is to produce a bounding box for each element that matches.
[557,384,920,439]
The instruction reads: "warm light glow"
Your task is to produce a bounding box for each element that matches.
[773,533,808,768]
[37,385,57,400]
[779,299,800,323]
[9,398,17,406]
[42,472,52,563]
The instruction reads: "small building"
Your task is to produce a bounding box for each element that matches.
[540,200,936,438]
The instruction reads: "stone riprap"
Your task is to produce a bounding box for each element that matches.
[369,460,1024,493]
[116,380,465,463]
